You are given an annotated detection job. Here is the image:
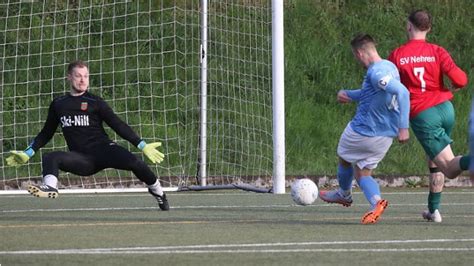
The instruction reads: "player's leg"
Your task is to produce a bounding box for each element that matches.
[355,167,388,225]
[427,160,444,194]
[319,157,354,207]
[350,135,392,224]
[433,148,469,179]
[356,168,381,208]
[337,158,354,196]
[411,102,457,222]
[96,144,169,210]
[28,151,97,198]
[427,102,461,222]
[439,101,470,178]
[424,147,469,222]
[319,124,354,207]
[422,160,444,222]
[412,102,468,179]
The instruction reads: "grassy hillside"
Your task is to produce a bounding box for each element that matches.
[284,0,474,175]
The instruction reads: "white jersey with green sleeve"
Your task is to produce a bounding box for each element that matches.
[344,59,409,138]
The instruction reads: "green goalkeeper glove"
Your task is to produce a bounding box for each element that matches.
[5,147,35,167]
[137,141,165,164]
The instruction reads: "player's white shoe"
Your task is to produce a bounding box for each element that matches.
[319,189,352,207]
[422,209,442,223]
[28,184,59,198]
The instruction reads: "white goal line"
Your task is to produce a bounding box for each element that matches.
[0,187,179,195]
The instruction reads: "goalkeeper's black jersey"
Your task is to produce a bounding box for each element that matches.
[30,91,142,153]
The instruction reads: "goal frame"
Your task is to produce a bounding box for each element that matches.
[0,0,285,195]
[195,0,285,194]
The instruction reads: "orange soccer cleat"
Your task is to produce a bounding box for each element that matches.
[361,199,388,224]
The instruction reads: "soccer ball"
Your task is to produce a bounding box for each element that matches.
[291,178,318,206]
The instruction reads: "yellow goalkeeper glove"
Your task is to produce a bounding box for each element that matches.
[6,147,35,167]
[138,141,165,164]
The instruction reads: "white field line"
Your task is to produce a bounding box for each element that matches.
[1,248,474,255]
[1,239,474,255]
[2,202,474,214]
[1,190,474,198]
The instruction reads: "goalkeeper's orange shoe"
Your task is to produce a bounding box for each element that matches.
[361,199,388,224]
[28,184,59,198]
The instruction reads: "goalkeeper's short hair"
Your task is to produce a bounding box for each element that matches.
[67,60,88,75]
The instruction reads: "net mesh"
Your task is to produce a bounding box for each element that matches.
[0,0,273,191]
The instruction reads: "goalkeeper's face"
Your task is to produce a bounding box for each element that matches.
[68,66,89,95]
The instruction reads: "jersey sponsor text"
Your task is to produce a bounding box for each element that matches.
[60,115,90,127]
[399,56,435,65]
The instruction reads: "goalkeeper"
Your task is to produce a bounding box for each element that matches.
[5,60,169,211]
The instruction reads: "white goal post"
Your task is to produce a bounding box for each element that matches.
[0,0,285,194]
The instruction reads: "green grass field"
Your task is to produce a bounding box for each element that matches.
[1,189,473,265]
[2,2,473,264]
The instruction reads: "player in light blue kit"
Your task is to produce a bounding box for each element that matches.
[319,33,410,224]
[469,99,474,182]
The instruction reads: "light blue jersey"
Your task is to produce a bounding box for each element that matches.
[344,59,409,137]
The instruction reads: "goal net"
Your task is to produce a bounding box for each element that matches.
[1,0,279,193]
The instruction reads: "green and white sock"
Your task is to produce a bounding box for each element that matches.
[428,191,441,213]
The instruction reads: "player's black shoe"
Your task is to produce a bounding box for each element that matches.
[148,189,170,211]
[28,184,59,198]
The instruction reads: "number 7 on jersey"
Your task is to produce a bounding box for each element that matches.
[414,67,426,92]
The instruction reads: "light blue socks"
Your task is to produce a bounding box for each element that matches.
[358,176,381,208]
[337,164,353,195]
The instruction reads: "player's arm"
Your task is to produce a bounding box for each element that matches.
[373,73,410,143]
[6,102,59,166]
[31,102,60,150]
[385,79,410,129]
[99,99,141,145]
[99,99,164,163]
[439,47,468,89]
[446,66,467,90]
[338,89,361,103]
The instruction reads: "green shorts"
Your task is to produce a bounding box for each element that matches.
[410,101,454,160]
